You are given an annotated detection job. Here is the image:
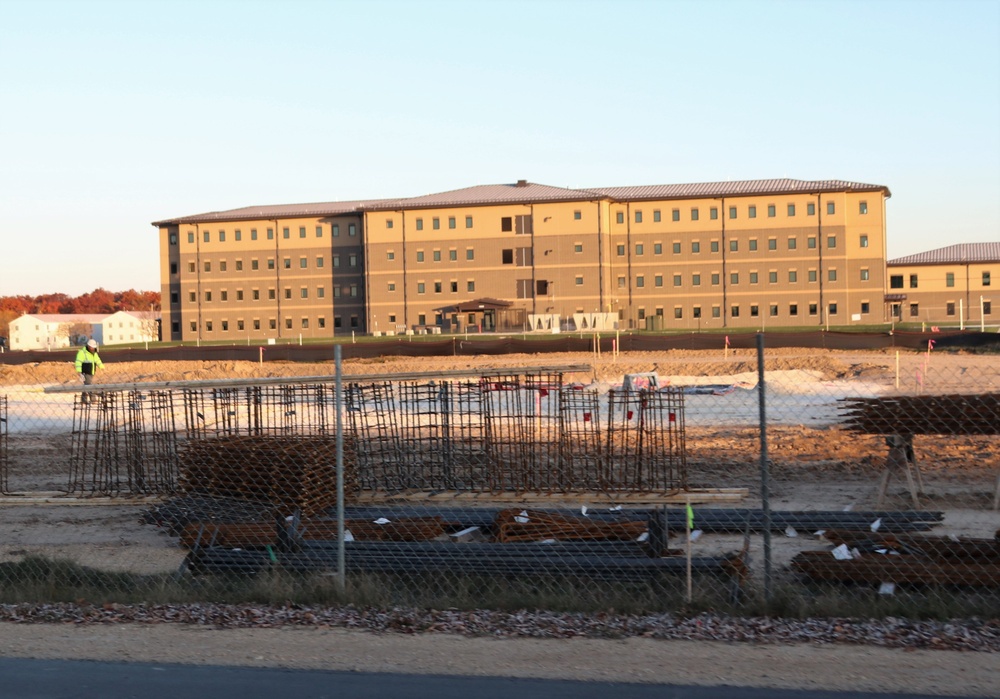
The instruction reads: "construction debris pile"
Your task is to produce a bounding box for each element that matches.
[791,530,1000,588]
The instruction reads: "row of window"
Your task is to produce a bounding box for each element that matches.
[179,315,360,333]
[615,200,866,225]
[169,224,359,246]
[631,301,858,320]
[175,284,359,304]
[597,268,861,289]
[173,254,359,275]
[890,271,992,289]
[410,215,475,231]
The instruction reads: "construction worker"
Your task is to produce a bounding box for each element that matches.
[74,339,104,403]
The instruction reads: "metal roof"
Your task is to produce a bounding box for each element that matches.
[153,178,891,226]
[585,178,890,201]
[887,242,1000,266]
[152,199,390,227]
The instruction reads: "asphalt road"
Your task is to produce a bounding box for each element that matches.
[0,657,985,699]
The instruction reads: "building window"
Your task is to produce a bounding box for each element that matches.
[728,206,737,219]
[317,287,324,298]
[749,239,758,251]
[829,269,838,282]
[787,204,796,216]
[387,282,396,292]
[203,231,210,243]
[770,304,779,317]
[299,226,306,238]
[947,302,956,316]
[573,210,582,220]
[861,302,870,314]
[672,307,682,319]
[433,250,441,262]
[890,275,903,289]
[789,304,798,316]
[502,249,513,265]
[416,251,425,262]
[432,217,440,230]
[386,219,394,229]
[859,201,868,214]
[828,235,837,249]
[860,269,870,281]
[731,305,740,318]
[268,289,276,300]
[692,306,702,318]
[789,271,798,283]
[654,243,663,255]
[710,207,718,220]
[416,218,424,231]
[984,272,992,287]
[767,204,775,217]
[220,290,228,301]
[235,260,243,271]
[316,225,323,237]
[711,273,720,286]
[332,224,339,237]
[467,281,475,292]
[617,244,626,256]
[169,233,178,245]
[788,237,797,250]
[466,216,473,228]
[692,242,700,253]
[616,212,625,224]
[204,261,211,272]
[711,241,719,253]
[690,208,699,221]
[909,274,918,288]
[636,276,645,288]
[267,228,275,240]
[909,303,919,317]
[860,234,868,248]
[807,236,817,249]
[467,249,474,260]
[692,274,701,286]
[809,303,818,316]
[749,272,758,284]
[946,272,955,287]
[653,210,660,222]
[730,240,738,252]
[187,261,195,273]
[769,271,778,283]
[730,272,739,285]
[671,209,680,222]
[349,224,357,237]
[299,288,308,299]
[749,205,757,219]
[575,244,583,253]
[750,305,759,318]
[284,288,292,299]
[985,301,992,315]
[809,270,817,282]
[282,227,290,239]
[300,257,308,269]
[712,306,721,318]
[635,243,644,255]
[672,242,680,254]
[188,291,196,302]
[315,257,324,268]
[434,282,442,293]
[635,211,643,223]
[575,275,584,286]
[768,238,777,250]
[449,249,457,261]
[828,302,838,316]
[671,274,680,287]
[251,229,258,240]
[417,283,425,294]
[283,258,291,269]
[267,259,275,270]
[448,216,456,229]
[827,202,835,215]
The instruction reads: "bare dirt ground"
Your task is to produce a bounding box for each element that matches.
[1,348,998,694]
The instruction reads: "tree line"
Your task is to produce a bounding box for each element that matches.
[0,289,160,337]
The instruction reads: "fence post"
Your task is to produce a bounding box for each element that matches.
[757,332,772,606]
[335,344,345,593]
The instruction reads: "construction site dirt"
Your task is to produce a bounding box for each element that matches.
[1,347,999,695]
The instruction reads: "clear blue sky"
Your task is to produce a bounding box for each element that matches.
[1,0,997,297]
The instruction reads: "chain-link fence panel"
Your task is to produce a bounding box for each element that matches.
[0,342,997,619]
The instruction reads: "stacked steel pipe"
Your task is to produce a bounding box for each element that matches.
[840,394,1000,435]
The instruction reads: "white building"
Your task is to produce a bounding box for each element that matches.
[8,314,107,351]
[8,312,160,350]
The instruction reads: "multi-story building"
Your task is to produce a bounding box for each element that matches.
[886,243,998,327]
[152,178,891,342]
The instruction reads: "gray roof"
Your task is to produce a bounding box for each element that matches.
[888,242,1000,266]
[153,178,890,226]
[585,178,890,201]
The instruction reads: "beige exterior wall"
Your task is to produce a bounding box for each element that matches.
[161,214,364,343]
[886,261,996,326]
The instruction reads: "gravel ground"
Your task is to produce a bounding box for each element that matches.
[0,605,997,696]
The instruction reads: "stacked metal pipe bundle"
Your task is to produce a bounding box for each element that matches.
[185,540,746,583]
[839,394,1000,435]
[180,516,454,549]
[790,551,1000,587]
[494,508,648,543]
[335,506,943,534]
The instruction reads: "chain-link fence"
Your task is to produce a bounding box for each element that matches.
[0,340,998,619]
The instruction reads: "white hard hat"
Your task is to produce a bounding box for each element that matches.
[86,339,98,349]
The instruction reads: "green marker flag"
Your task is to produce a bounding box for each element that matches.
[686,502,694,530]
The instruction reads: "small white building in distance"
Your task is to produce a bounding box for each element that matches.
[8,312,160,350]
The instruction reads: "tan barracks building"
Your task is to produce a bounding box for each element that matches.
[152,178,891,342]
[886,243,998,327]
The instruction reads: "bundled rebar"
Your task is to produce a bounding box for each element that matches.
[0,395,8,494]
[840,394,1000,435]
